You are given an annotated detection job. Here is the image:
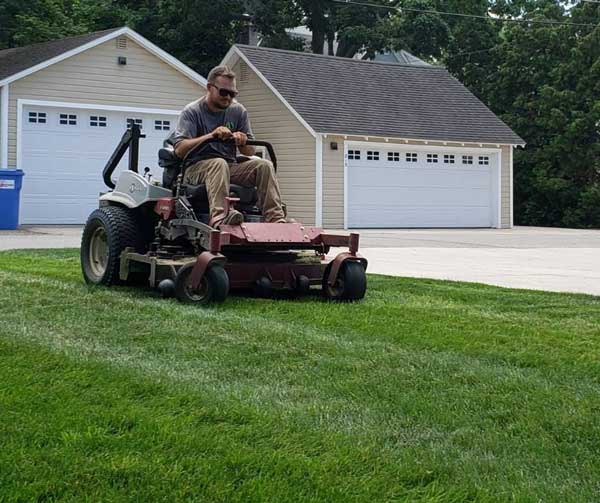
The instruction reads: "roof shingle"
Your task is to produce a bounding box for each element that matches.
[235,45,524,145]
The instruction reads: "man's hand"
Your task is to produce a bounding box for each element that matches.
[232,131,248,146]
[212,126,233,140]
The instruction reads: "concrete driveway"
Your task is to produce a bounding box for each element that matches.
[1,225,83,250]
[358,227,600,296]
[1,225,599,296]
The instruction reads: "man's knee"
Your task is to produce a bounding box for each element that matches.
[205,158,230,182]
[206,158,229,173]
[256,159,275,176]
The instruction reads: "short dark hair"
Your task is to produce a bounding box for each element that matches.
[207,65,236,84]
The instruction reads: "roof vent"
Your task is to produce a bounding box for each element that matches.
[239,62,249,83]
[116,37,127,49]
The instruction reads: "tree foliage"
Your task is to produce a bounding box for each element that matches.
[480,2,600,227]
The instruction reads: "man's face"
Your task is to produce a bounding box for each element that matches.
[207,76,238,110]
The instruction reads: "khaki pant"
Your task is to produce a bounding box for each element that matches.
[183,157,285,225]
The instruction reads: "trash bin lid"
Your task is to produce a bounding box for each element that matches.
[0,169,24,178]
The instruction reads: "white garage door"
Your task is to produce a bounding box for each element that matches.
[20,105,178,224]
[347,146,498,228]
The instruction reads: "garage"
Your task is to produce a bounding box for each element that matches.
[346,143,499,228]
[19,104,177,224]
[0,27,206,226]
[224,45,523,229]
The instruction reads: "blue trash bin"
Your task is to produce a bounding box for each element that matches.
[0,169,25,230]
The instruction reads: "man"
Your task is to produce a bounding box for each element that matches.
[170,65,286,227]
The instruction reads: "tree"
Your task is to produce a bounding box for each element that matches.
[485,0,600,227]
[0,0,136,49]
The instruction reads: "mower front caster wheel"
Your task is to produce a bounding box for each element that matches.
[323,260,367,301]
[174,264,229,305]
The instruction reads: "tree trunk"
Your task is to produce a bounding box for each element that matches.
[311,28,325,54]
[308,0,326,54]
[335,37,360,58]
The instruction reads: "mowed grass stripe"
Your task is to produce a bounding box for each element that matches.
[1,249,600,502]
[3,339,477,503]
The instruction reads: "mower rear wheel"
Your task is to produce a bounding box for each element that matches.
[323,260,367,301]
[174,264,229,304]
[81,206,145,286]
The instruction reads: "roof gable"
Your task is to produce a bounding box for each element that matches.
[0,28,120,82]
[0,27,206,87]
[228,45,524,145]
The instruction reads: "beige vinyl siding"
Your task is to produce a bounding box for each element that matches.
[322,137,514,229]
[322,135,345,228]
[7,36,203,167]
[232,60,316,225]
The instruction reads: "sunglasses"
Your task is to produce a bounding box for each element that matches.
[210,84,238,98]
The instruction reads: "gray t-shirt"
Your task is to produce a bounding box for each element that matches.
[169,96,254,165]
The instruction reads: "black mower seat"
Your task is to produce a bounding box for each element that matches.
[183,183,258,206]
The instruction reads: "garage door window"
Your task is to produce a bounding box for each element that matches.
[90,116,107,127]
[348,150,361,160]
[28,112,46,124]
[154,120,171,131]
[478,156,490,165]
[444,154,455,164]
[367,151,379,161]
[387,152,400,162]
[59,114,77,125]
[406,153,418,163]
[427,153,439,163]
[462,155,474,165]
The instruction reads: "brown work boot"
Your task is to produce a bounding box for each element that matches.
[218,209,244,227]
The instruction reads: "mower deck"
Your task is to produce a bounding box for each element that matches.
[119,223,366,297]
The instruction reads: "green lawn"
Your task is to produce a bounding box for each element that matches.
[1,249,599,502]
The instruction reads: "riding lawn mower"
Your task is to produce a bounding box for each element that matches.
[80,124,368,304]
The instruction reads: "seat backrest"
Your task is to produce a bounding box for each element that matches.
[158,143,182,189]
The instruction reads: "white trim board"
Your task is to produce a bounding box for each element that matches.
[497,148,503,229]
[343,141,349,230]
[0,27,207,88]
[221,46,317,139]
[345,139,502,156]
[16,99,179,171]
[510,146,514,228]
[325,133,524,149]
[18,99,181,116]
[0,84,8,168]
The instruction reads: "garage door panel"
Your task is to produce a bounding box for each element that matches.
[352,187,491,206]
[348,147,497,228]
[351,168,490,190]
[20,105,175,224]
[350,205,492,228]
[23,196,100,224]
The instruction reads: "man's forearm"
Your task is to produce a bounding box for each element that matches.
[174,133,215,159]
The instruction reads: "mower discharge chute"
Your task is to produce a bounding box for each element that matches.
[80,124,368,304]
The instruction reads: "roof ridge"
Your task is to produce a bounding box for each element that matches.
[234,44,446,71]
[0,27,124,55]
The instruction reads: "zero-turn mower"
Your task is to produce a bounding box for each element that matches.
[80,124,367,304]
